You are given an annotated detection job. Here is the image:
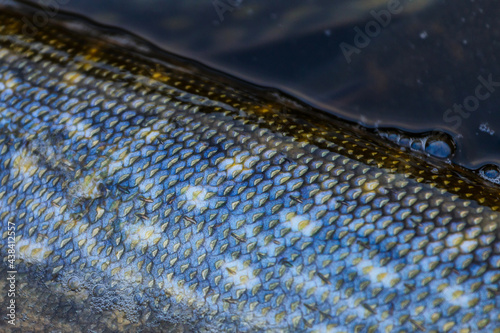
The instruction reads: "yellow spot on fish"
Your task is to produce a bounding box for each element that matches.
[63,71,85,84]
[12,149,38,179]
[127,225,161,248]
[363,180,379,191]
[286,213,321,237]
[5,77,18,89]
[183,185,209,210]
[17,239,52,263]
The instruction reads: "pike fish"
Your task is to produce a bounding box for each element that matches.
[0,2,499,332]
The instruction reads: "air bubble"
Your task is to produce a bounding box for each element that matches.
[424,134,454,159]
[377,129,455,159]
[67,276,81,291]
[92,284,106,297]
[478,164,500,184]
[410,140,423,151]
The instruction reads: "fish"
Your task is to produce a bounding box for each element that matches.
[0,1,499,332]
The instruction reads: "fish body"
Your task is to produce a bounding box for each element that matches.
[0,2,499,332]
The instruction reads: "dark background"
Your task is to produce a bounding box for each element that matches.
[25,0,500,171]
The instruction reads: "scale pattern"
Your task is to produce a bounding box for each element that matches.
[0,4,499,333]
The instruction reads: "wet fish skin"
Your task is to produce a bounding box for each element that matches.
[0,3,499,333]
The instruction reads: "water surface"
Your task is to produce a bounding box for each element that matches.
[21,0,500,171]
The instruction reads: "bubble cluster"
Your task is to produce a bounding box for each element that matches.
[58,270,139,323]
[377,129,456,159]
[478,164,500,184]
[67,276,82,292]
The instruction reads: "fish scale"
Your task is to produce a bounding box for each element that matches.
[0,2,499,333]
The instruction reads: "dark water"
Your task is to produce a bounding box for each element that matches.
[17,0,500,173]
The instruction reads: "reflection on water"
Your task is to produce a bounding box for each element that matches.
[20,0,500,171]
